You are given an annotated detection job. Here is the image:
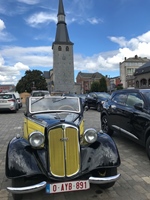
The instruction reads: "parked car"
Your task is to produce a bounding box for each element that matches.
[31,90,50,97]
[77,94,87,109]
[6,95,121,200]
[62,93,87,109]
[101,89,150,159]
[85,92,110,111]
[9,92,22,109]
[0,93,19,113]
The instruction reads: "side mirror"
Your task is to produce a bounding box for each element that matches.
[134,103,143,111]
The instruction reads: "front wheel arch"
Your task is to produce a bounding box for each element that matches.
[101,114,113,136]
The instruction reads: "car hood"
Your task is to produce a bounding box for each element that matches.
[32,112,80,127]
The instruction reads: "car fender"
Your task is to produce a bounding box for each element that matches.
[81,132,121,171]
[5,137,46,178]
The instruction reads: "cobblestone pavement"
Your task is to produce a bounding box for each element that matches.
[1,107,150,200]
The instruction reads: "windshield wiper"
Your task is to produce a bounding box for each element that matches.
[31,96,45,105]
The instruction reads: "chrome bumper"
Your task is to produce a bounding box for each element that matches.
[7,181,47,194]
[7,174,121,194]
[89,173,121,184]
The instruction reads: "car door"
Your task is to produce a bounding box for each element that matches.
[123,92,147,143]
[115,92,146,143]
[106,92,128,133]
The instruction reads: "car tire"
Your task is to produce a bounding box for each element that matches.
[13,109,17,113]
[146,136,150,160]
[93,168,117,189]
[101,115,113,136]
[12,179,23,200]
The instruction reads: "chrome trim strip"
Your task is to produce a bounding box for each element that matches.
[7,181,46,194]
[112,125,139,140]
[89,173,121,184]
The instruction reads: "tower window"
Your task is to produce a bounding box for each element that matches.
[66,46,69,51]
[58,46,62,51]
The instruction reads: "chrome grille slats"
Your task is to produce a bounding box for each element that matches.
[48,124,80,177]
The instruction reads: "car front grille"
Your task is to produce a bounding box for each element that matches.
[48,124,80,177]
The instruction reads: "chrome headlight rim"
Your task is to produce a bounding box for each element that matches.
[84,128,98,144]
[28,131,45,148]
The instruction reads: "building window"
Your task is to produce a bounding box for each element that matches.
[140,79,147,86]
[58,46,62,51]
[66,46,69,51]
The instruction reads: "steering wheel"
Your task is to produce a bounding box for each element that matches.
[58,105,75,110]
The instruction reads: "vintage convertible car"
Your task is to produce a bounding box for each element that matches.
[5,95,121,200]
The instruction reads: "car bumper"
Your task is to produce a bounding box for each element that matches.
[7,174,121,194]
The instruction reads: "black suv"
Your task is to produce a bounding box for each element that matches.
[101,89,150,159]
[85,92,110,112]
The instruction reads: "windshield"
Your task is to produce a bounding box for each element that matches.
[0,94,13,99]
[96,92,110,98]
[29,96,81,113]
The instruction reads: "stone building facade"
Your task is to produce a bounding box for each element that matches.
[76,72,103,93]
[51,0,74,93]
[134,61,150,89]
[120,55,150,88]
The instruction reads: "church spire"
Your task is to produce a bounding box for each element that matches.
[53,0,73,45]
[58,0,65,16]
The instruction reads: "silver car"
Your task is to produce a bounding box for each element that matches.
[0,93,19,113]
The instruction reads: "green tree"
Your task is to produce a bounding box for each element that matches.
[16,70,47,93]
[90,81,99,92]
[116,84,123,90]
[99,76,107,92]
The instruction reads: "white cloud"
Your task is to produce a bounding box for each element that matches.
[26,12,57,27]
[1,46,53,67]
[17,0,40,5]
[74,30,150,76]
[0,46,53,85]
[1,30,150,85]
[14,62,29,71]
[0,19,15,42]
[0,19,5,31]
[87,17,103,25]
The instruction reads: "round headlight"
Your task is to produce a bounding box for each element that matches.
[84,128,98,143]
[29,131,45,148]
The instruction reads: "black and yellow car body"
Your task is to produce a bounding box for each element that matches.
[5,96,121,200]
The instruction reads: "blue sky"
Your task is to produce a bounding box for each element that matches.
[1,0,150,85]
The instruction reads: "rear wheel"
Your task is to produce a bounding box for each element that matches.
[101,115,113,136]
[146,136,150,160]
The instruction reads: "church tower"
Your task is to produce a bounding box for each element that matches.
[52,0,74,93]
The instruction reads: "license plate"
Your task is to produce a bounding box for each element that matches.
[0,100,5,103]
[46,180,90,194]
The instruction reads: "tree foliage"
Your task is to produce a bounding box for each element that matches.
[16,70,47,93]
[99,76,107,92]
[90,81,100,92]
[90,76,107,92]
[116,84,123,90]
